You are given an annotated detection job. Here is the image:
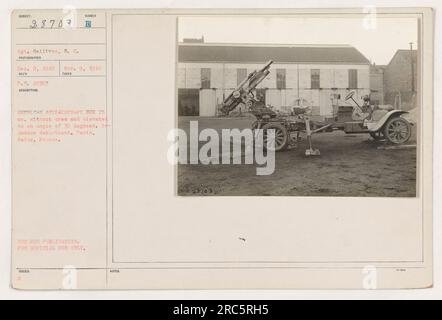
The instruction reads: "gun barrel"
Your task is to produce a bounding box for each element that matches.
[221,60,274,115]
[261,60,274,71]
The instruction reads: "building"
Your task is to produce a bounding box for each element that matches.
[369,64,386,105]
[177,43,370,117]
[383,49,417,110]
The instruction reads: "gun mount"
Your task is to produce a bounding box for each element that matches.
[221,60,276,118]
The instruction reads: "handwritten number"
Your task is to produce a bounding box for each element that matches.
[29,18,75,29]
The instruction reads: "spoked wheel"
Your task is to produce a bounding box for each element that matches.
[369,131,384,141]
[261,122,288,151]
[383,117,412,144]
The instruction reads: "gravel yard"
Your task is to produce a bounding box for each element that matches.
[177,116,417,197]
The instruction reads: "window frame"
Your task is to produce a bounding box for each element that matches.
[200,68,211,89]
[348,69,358,89]
[311,69,320,89]
[237,68,248,87]
[276,68,286,89]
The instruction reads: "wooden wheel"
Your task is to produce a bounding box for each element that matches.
[262,122,289,151]
[383,117,411,144]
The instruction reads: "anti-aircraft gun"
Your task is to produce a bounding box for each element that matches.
[221,60,276,118]
[220,60,323,155]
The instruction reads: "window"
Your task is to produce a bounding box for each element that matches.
[255,88,266,104]
[201,68,211,89]
[276,69,286,89]
[348,69,358,89]
[311,69,320,89]
[237,68,247,86]
[178,89,199,116]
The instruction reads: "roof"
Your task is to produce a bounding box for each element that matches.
[178,43,370,64]
[387,49,417,66]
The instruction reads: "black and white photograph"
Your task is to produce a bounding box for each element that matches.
[176,15,419,197]
[4,5,436,294]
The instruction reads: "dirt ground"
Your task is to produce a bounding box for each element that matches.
[177,116,417,197]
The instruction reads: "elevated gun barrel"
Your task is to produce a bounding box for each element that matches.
[247,60,273,90]
[221,60,274,115]
[261,60,274,71]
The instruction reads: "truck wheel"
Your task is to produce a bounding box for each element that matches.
[383,116,411,144]
[262,123,288,151]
